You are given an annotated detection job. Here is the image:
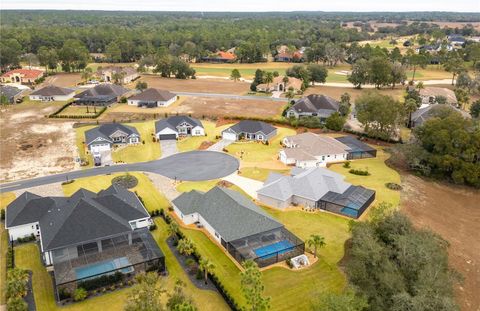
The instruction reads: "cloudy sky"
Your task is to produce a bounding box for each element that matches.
[1,0,479,12]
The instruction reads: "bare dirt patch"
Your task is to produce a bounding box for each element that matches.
[136,75,250,95]
[400,173,480,311]
[40,73,82,88]
[304,85,405,101]
[0,103,78,182]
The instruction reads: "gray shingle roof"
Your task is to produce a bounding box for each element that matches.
[85,123,140,145]
[290,94,339,116]
[258,168,351,202]
[154,116,203,134]
[282,132,350,161]
[411,104,470,127]
[30,85,74,96]
[6,185,150,251]
[225,120,276,136]
[129,88,176,102]
[0,85,24,102]
[173,187,283,242]
[74,84,129,99]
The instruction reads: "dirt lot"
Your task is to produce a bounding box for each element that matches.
[400,174,480,311]
[135,75,250,95]
[0,103,78,182]
[304,85,406,101]
[40,73,82,88]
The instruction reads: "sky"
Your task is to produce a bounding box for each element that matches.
[1,0,479,12]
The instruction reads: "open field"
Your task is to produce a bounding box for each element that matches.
[400,174,480,311]
[41,72,82,88]
[57,105,99,117]
[0,101,78,182]
[136,75,250,95]
[192,62,292,79]
[304,84,406,101]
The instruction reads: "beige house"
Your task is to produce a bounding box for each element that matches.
[0,69,44,84]
[256,76,303,93]
[98,66,139,84]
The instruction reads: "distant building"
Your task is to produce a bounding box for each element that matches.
[448,35,466,47]
[0,85,26,104]
[411,104,470,128]
[127,88,177,108]
[286,94,340,122]
[98,66,139,84]
[256,76,303,93]
[74,84,130,106]
[0,69,44,84]
[201,51,236,63]
[29,85,75,102]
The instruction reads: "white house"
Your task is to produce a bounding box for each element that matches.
[29,85,75,101]
[280,132,350,168]
[127,88,177,108]
[85,123,140,153]
[98,66,139,84]
[154,116,204,140]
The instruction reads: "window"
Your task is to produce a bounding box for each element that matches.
[257,135,263,140]
[214,232,220,238]
[322,156,325,161]
[195,130,201,135]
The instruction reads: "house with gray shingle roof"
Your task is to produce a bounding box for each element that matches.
[172,186,304,267]
[85,123,140,152]
[74,83,130,106]
[286,94,340,122]
[221,120,277,142]
[98,66,139,84]
[257,168,375,218]
[127,88,177,108]
[5,186,165,297]
[411,104,470,128]
[0,85,26,104]
[29,85,75,101]
[155,116,204,140]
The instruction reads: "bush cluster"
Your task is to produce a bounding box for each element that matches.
[16,234,36,243]
[349,168,370,176]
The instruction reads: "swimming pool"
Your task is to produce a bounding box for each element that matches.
[254,240,295,259]
[75,257,133,280]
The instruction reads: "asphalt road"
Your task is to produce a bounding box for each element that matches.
[0,151,239,193]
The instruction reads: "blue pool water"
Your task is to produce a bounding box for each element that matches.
[75,257,131,280]
[254,240,294,259]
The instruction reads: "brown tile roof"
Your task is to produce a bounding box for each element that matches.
[217,51,236,60]
[1,69,44,79]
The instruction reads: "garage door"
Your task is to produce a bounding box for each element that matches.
[90,143,110,152]
[222,132,237,141]
[158,134,177,140]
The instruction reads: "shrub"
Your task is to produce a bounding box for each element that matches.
[1,209,5,221]
[61,179,75,185]
[286,258,294,268]
[73,288,87,301]
[149,224,157,231]
[58,287,71,300]
[195,269,203,280]
[77,271,123,291]
[349,168,370,176]
[343,161,351,168]
[385,182,402,191]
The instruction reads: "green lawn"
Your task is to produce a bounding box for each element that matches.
[176,121,228,152]
[329,148,401,209]
[176,179,221,193]
[0,192,16,305]
[225,127,296,162]
[75,121,160,166]
[239,167,290,182]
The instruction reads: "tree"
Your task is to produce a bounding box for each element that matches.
[240,260,270,311]
[355,91,404,140]
[199,258,215,285]
[389,47,402,63]
[136,81,148,92]
[6,296,28,311]
[404,98,418,128]
[368,56,392,88]
[38,46,58,72]
[406,50,428,82]
[73,288,87,302]
[106,41,122,62]
[454,88,470,109]
[168,221,179,242]
[59,39,89,72]
[6,269,29,300]
[306,234,326,258]
[390,62,407,89]
[444,51,465,85]
[264,71,274,90]
[435,95,447,105]
[348,59,369,89]
[112,71,126,85]
[470,100,480,118]
[167,279,196,311]
[230,69,241,82]
[456,72,472,90]
[285,87,296,102]
[324,43,345,67]
[339,93,351,116]
[325,112,346,131]
[81,67,93,82]
[312,290,368,311]
[125,272,164,311]
[306,64,328,85]
[176,238,194,256]
[0,38,22,71]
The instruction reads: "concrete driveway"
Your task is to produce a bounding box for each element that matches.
[100,150,113,166]
[207,139,234,152]
[160,140,178,159]
[222,173,264,199]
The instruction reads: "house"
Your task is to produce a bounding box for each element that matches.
[221,120,277,142]
[410,104,471,128]
[0,85,26,104]
[448,35,466,47]
[279,132,350,168]
[419,87,457,106]
[335,136,377,160]
[74,84,130,106]
[274,51,304,62]
[29,85,75,102]
[201,51,236,63]
[0,69,44,84]
[85,123,140,153]
[98,66,139,84]
[256,76,303,93]
[172,186,304,267]
[286,94,340,121]
[155,116,205,140]
[127,88,177,108]
[5,186,165,300]
[257,167,376,218]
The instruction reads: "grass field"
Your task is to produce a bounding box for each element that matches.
[0,192,16,305]
[176,121,229,152]
[225,127,296,162]
[329,148,401,209]
[57,105,99,117]
[176,179,220,193]
[239,167,290,182]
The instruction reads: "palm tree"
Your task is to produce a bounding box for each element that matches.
[307,234,326,258]
[282,76,289,91]
[167,221,179,242]
[177,238,194,256]
[404,98,418,128]
[264,72,274,91]
[81,67,93,82]
[199,257,215,285]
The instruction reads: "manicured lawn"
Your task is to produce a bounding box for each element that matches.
[329,148,401,209]
[176,121,229,152]
[57,105,99,117]
[225,126,296,162]
[62,172,170,212]
[239,167,290,182]
[176,179,220,193]
[75,124,97,168]
[0,192,16,305]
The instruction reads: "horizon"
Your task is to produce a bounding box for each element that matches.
[1,0,479,13]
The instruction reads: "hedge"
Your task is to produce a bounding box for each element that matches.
[77,271,124,291]
[48,103,107,119]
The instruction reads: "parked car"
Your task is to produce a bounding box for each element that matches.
[93,151,102,166]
